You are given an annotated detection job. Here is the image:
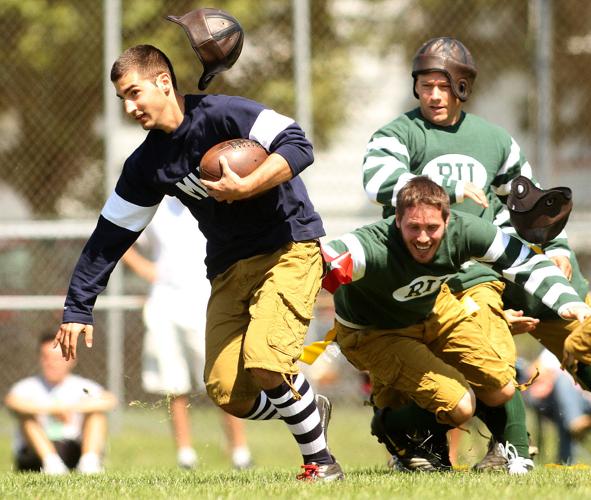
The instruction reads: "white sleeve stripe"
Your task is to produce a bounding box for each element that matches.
[248,109,294,150]
[479,229,510,263]
[362,155,407,173]
[498,137,521,175]
[366,137,410,158]
[322,244,340,259]
[365,164,396,203]
[522,265,566,295]
[340,233,366,280]
[543,283,581,309]
[455,181,465,202]
[494,209,511,226]
[494,180,512,196]
[391,173,416,206]
[503,253,549,281]
[521,162,532,178]
[545,247,571,258]
[101,192,158,232]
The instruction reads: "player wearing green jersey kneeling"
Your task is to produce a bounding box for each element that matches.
[322,177,590,473]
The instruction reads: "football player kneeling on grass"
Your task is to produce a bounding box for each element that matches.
[321,177,590,474]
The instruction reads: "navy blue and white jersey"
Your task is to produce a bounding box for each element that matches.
[63,94,324,324]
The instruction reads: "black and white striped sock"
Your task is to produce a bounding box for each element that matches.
[244,391,281,420]
[264,373,333,465]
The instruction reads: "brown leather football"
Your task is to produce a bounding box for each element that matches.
[199,139,268,181]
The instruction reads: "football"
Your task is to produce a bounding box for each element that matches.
[199,139,268,181]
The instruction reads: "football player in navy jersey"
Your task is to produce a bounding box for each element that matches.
[53,44,343,481]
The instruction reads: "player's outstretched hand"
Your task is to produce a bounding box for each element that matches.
[462,182,489,208]
[54,323,93,361]
[504,309,539,334]
[560,304,591,323]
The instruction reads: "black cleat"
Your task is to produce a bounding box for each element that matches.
[371,408,451,472]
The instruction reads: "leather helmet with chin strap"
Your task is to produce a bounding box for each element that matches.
[412,37,477,102]
[167,8,243,90]
[507,176,573,244]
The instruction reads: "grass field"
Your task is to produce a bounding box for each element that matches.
[0,403,590,499]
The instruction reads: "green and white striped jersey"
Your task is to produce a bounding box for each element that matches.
[362,108,569,256]
[324,212,586,329]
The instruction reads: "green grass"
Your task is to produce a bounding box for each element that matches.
[0,404,590,499]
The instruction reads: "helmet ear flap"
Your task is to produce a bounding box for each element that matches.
[412,76,419,99]
[456,78,469,101]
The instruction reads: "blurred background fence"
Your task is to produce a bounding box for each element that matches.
[1,0,591,415]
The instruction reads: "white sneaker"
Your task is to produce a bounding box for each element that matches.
[177,447,198,469]
[42,453,68,475]
[77,452,104,474]
[232,446,253,470]
[499,442,534,475]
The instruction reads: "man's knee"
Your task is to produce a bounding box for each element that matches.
[249,367,284,390]
[220,400,255,418]
[445,388,476,426]
[477,381,515,407]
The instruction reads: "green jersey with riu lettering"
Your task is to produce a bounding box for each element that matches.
[362,108,569,253]
[323,212,586,329]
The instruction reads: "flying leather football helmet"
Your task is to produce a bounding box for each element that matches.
[167,8,244,90]
[507,176,573,244]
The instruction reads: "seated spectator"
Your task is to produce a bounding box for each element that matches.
[522,349,591,464]
[4,332,117,474]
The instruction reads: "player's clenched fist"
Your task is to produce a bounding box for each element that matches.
[53,323,93,361]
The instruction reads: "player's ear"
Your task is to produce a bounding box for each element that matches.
[156,73,172,94]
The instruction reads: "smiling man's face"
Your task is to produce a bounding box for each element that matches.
[396,202,449,263]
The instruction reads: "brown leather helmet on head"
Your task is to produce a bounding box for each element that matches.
[412,37,477,102]
[508,176,573,245]
[167,8,244,91]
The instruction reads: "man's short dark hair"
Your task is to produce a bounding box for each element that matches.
[396,176,450,221]
[110,44,178,89]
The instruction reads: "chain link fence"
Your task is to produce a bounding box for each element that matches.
[1,0,591,410]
